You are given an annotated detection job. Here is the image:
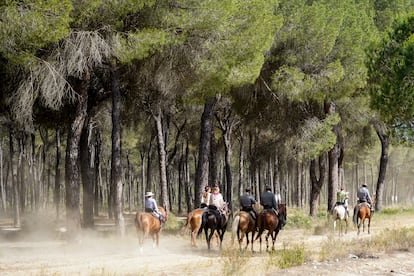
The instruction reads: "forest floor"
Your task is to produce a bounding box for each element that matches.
[1,210,414,276]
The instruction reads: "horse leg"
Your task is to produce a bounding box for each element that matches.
[265,232,270,252]
[271,230,278,251]
[345,218,348,234]
[204,227,211,250]
[250,231,255,252]
[368,217,371,234]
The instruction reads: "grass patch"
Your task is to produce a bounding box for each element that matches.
[221,248,250,276]
[276,243,307,269]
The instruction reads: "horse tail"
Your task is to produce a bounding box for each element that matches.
[181,212,192,235]
[198,211,207,236]
[353,206,358,225]
[231,215,240,245]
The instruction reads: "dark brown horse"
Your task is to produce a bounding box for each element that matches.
[135,207,167,252]
[255,203,287,252]
[200,203,231,250]
[353,202,373,235]
[182,208,219,248]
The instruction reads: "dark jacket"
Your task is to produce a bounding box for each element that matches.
[240,193,256,209]
[260,191,277,210]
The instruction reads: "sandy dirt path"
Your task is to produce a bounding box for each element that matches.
[1,214,414,275]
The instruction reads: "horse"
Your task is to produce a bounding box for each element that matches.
[231,202,259,251]
[332,200,349,236]
[200,203,231,250]
[353,202,374,235]
[255,203,287,252]
[134,207,167,252]
[231,211,256,251]
[181,208,219,248]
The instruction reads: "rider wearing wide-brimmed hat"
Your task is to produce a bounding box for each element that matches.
[353,183,374,224]
[144,191,164,225]
[239,187,257,220]
[200,185,211,208]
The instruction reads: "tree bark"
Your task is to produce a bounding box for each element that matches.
[373,120,389,211]
[325,99,339,212]
[110,63,125,236]
[309,154,326,217]
[195,96,218,208]
[80,119,94,228]
[65,70,90,238]
[153,107,169,211]
[54,129,61,219]
[9,127,20,227]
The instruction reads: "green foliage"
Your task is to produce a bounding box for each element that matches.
[0,0,72,63]
[114,29,178,63]
[276,243,306,269]
[286,209,313,229]
[295,114,339,160]
[368,14,414,129]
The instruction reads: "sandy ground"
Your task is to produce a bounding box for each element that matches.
[1,213,414,276]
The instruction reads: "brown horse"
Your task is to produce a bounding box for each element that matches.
[231,211,256,251]
[181,208,219,248]
[353,202,373,235]
[135,207,167,252]
[255,204,287,252]
[200,203,231,250]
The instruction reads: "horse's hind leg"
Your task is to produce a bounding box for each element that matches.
[367,218,371,234]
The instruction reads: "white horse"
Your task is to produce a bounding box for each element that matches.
[332,200,349,236]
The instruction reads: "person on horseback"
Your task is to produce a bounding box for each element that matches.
[353,183,374,223]
[239,187,257,221]
[144,192,164,226]
[208,185,225,224]
[200,185,211,208]
[335,187,349,216]
[260,185,286,229]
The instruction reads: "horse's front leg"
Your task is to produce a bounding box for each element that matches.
[367,218,371,234]
[244,232,249,251]
[265,232,270,252]
[218,229,225,250]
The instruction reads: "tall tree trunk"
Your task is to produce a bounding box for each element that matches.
[17,132,26,214]
[0,140,6,212]
[94,131,101,216]
[373,120,389,211]
[54,129,61,219]
[309,154,326,217]
[325,99,339,212]
[184,137,192,212]
[209,129,217,186]
[153,108,169,211]
[238,134,244,196]
[110,63,125,236]
[80,119,94,228]
[65,71,90,238]
[9,127,20,227]
[195,96,218,207]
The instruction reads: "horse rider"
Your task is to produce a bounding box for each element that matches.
[353,183,374,222]
[239,187,257,222]
[144,191,164,226]
[200,185,211,208]
[335,186,349,216]
[260,185,286,230]
[208,185,225,224]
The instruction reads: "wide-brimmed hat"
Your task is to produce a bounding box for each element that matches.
[265,185,272,191]
[362,183,367,187]
[145,191,154,197]
[245,187,251,192]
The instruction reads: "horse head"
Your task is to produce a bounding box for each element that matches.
[278,203,287,218]
[159,206,168,223]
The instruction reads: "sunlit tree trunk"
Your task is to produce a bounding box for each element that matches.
[373,120,389,211]
[9,127,20,227]
[309,154,326,217]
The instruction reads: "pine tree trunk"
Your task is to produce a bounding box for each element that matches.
[195,96,218,207]
[153,108,169,211]
[80,119,94,228]
[325,99,339,212]
[65,71,90,238]
[309,154,326,217]
[238,135,244,196]
[373,120,389,211]
[9,127,20,227]
[110,63,125,236]
[0,140,6,212]
[94,131,101,216]
[54,129,61,219]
